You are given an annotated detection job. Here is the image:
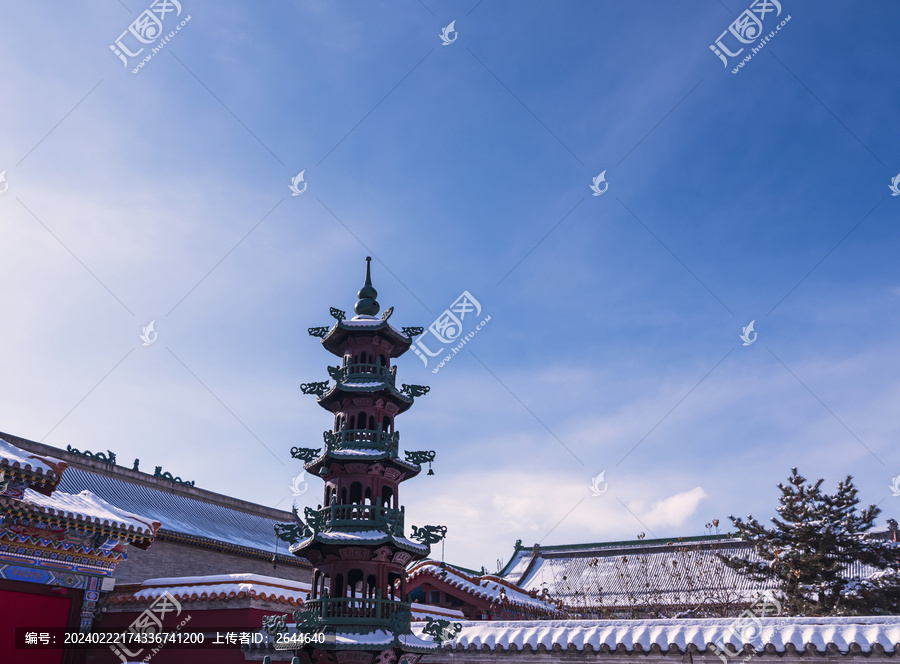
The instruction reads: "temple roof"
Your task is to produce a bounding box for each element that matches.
[1,433,305,563]
[290,529,429,555]
[0,436,67,495]
[108,573,310,607]
[411,617,900,655]
[320,317,414,358]
[408,560,563,615]
[318,256,416,357]
[108,572,465,621]
[11,487,160,537]
[500,536,892,611]
[317,378,414,414]
[57,466,303,563]
[303,448,421,478]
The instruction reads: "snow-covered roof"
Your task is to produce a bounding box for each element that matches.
[323,380,412,403]
[306,447,420,471]
[56,467,300,560]
[0,436,67,478]
[408,561,562,614]
[292,529,429,554]
[110,573,467,620]
[8,488,160,536]
[342,316,410,339]
[503,538,890,612]
[109,573,310,606]
[411,604,467,621]
[412,617,900,655]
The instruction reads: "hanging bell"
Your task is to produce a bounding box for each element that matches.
[319,465,329,477]
[272,553,279,569]
[427,461,434,476]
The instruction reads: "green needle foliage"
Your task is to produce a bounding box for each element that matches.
[722,468,900,616]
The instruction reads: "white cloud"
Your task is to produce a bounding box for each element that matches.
[627,486,707,530]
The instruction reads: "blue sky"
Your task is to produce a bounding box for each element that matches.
[0,1,898,571]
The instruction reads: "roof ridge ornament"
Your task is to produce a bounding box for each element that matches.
[355,256,380,316]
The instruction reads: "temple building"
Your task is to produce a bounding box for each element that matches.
[0,432,311,664]
[1,432,310,586]
[0,437,159,664]
[498,530,899,619]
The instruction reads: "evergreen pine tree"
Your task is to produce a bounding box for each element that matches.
[722,468,900,615]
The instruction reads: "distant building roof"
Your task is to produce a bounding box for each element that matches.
[500,535,894,614]
[407,560,564,622]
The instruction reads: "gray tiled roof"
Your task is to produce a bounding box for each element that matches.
[503,537,892,612]
[57,467,289,557]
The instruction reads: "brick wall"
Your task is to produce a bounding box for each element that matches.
[114,539,312,584]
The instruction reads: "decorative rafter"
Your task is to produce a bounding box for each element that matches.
[382,306,394,321]
[291,447,321,463]
[66,445,116,465]
[404,450,435,465]
[307,326,329,338]
[290,607,322,633]
[422,617,462,645]
[262,613,287,635]
[300,381,330,397]
[401,384,430,398]
[410,524,447,545]
[329,307,346,321]
[401,326,424,337]
[304,506,325,533]
[153,466,194,487]
[274,521,308,545]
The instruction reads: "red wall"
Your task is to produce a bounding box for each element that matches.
[0,588,72,664]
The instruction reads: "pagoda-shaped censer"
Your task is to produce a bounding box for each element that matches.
[270,257,447,664]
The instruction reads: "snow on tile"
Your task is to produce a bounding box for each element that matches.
[411,604,466,621]
[0,437,67,477]
[409,561,560,613]
[342,317,410,339]
[124,573,311,604]
[411,617,900,654]
[23,488,159,535]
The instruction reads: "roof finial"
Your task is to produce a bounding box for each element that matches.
[354,256,380,316]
